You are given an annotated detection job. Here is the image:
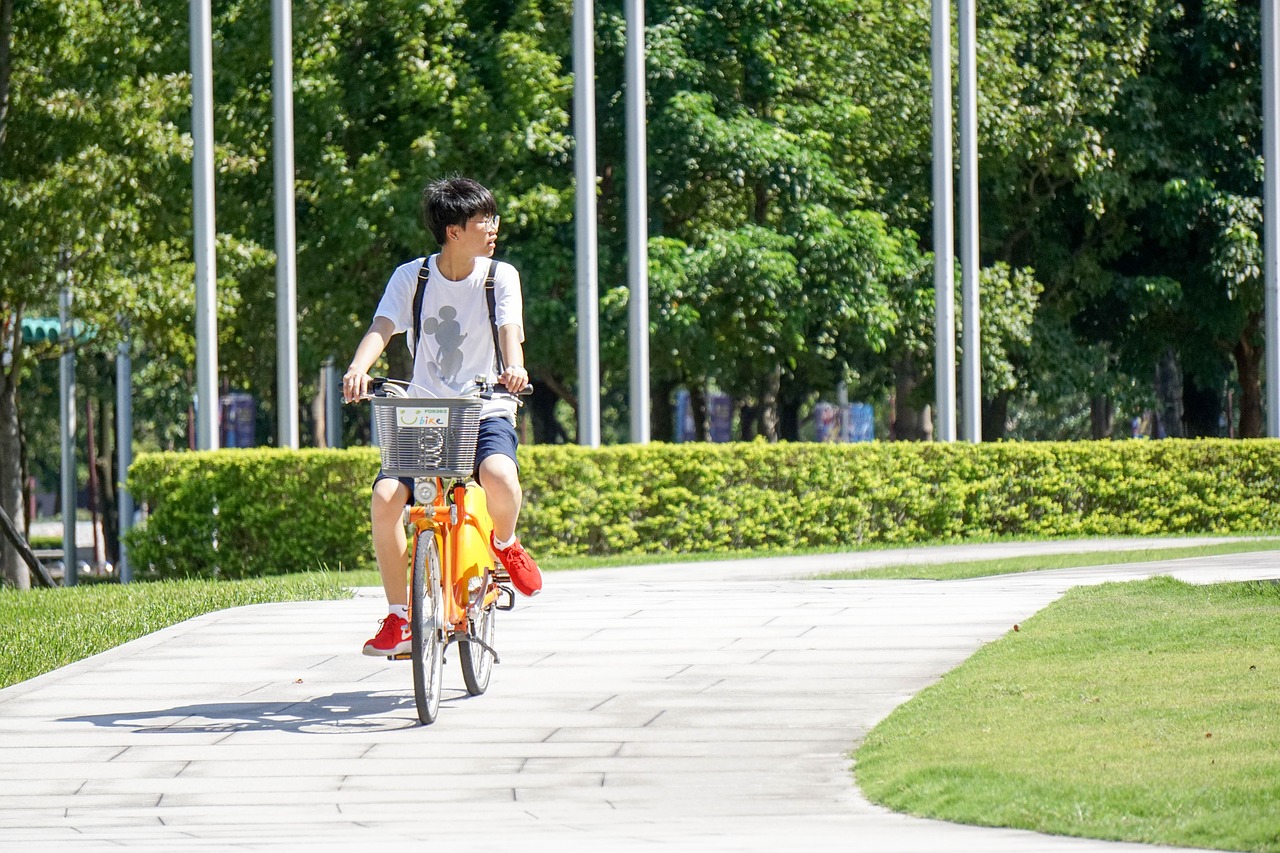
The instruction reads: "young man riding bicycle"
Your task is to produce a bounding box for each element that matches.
[342,176,543,657]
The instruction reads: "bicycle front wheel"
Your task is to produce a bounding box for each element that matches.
[410,530,445,725]
[460,573,497,695]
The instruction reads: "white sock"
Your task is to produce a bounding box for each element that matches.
[389,604,408,619]
[494,534,517,550]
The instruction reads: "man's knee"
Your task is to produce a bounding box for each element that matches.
[371,479,409,522]
[480,455,521,494]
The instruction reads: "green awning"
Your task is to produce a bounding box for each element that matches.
[21,318,62,343]
[20,317,94,344]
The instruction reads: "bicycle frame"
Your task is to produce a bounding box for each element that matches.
[365,377,526,723]
[406,478,508,637]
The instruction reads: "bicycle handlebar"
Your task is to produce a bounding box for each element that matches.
[365,376,533,401]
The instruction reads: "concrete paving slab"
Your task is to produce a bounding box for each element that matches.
[1,538,1276,851]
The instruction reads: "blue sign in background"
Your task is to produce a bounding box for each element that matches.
[220,393,256,448]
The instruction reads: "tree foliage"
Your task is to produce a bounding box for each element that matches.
[1,0,192,586]
[4,0,1275,587]
[1094,0,1267,436]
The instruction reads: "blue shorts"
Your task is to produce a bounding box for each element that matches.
[373,416,519,498]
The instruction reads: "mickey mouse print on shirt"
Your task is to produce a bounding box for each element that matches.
[422,306,468,385]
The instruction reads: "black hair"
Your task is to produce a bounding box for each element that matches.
[420,176,497,246]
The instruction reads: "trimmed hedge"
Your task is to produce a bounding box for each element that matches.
[126,439,1280,579]
[126,449,375,580]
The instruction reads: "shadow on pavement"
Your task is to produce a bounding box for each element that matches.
[58,690,441,734]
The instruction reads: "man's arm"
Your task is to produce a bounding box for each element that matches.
[496,323,528,393]
[342,316,397,402]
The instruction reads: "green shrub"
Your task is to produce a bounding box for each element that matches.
[126,439,1280,579]
[126,448,377,579]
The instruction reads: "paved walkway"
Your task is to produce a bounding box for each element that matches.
[2,538,1277,852]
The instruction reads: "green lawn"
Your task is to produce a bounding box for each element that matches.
[0,572,352,689]
[818,539,1280,580]
[855,577,1280,852]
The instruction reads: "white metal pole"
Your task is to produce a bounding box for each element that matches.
[324,357,342,448]
[625,0,650,445]
[116,335,133,583]
[191,0,219,450]
[59,285,77,587]
[574,0,601,447]
[272,0,299,449]
[932,0,957,442]
[959,0,981,442]
[1265,0,1280,436]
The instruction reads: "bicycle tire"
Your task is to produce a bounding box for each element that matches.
[459,572,497,695]
[410,530,445,725]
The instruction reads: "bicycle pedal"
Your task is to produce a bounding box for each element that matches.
[389,652,412,661]
[496,584,516,612]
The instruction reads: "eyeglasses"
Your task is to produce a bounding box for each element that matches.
[477,215,501,231]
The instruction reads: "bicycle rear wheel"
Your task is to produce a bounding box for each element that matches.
[460,573,497,695]
[410,530,445,725]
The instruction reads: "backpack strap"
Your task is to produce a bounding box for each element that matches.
[410,256,430,358]
[410,256,503,376]
[484,258,504,374]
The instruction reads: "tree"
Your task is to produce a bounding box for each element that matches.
[590,0,924,438]
[959,1,1164,438]
[1093,1,1267,436]
[191,0,580,443]
[1,0,194,587]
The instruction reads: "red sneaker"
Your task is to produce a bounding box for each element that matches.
[362,613,411,656]
[491,533,543,597]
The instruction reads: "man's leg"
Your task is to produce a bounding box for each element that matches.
[476,418,541,596]
[479,453,522,543]
[363,475,413,656]
[371,476,411,605]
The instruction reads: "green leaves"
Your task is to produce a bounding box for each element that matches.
[126,439,1280,574]
[621,0,937,429]
[3,0,1269,449]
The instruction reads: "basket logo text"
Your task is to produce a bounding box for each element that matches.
[397,407,450,428]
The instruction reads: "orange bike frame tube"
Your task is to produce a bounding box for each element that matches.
[449,482,472,629]
[414,482,501,626]
[408,479,455,625]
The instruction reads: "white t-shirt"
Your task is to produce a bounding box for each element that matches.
[375,255,525,421]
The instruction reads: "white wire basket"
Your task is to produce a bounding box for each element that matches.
[371,396,483,478]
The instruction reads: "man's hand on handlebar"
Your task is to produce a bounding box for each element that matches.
[342,367,373,403]
[498,364,530,395]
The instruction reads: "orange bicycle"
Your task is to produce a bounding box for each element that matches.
[370,378,522,725]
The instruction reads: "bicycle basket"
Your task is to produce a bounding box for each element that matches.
[371,396,483,478]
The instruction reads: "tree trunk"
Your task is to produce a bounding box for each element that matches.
[891,357,930,441]
[1090,395,1114,440]
[0,501,53,588]
[95,389,119,567]
[527,382,566,444]
[759,367,781,442]
[738,401,758,441]
[1154,348,1183,438]
[1233,334,1263,439]
[311,374,327,448]
[0,0,15,587]
[689,385,708,441]
[0,313,28,589]
[651,378,676,442]
[0,0,13,152]
[982,391,1009,441]
[1182,374,1222,437]
[778,387,801,442]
